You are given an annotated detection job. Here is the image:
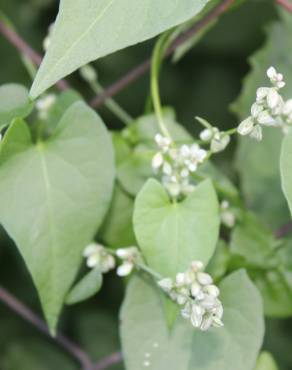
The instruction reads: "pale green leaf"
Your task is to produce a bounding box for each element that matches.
[120,270,264,370]
[66,267,103,305]
[0,84,33,126]
[281,129,292,216]
[254,352,278,370]
[133,179,219,277]
[30,0,210,98]
[0,102,114,333]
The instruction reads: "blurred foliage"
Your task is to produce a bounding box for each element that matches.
[0,0,292,369]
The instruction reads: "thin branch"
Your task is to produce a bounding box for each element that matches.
[0,20,69,91]
[94,352,123,370]
[0,285,94,370]
[276,0,292,13]
[90,0,235,108]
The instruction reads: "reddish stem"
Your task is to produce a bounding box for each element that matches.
[276,0,292,13]
[90,0,235,108]
[0,20,69,91]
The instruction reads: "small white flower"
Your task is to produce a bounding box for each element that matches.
[267,66,285,89]
[256,87,269,102]
[83,243,115,273]
[190,304,204,328]
[197,272,213,286]
[158,278,173,291]
[250,125,263,141]
[191,261,204,272]
[36,94,56,120]
[220,200,236,228]
[117,261,134,277]
[162,161,172,176]
[152,152,164,169]
[267,89,280,109]
[237,117,254,136]
[155,134,172,152]
[210,133,230,153]
[116,246,139,277]
[199,128,213,142]
[257,110,275,126]
[251,102,263,118]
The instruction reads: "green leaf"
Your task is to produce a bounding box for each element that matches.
[255,352,278,370]
[230,214,292,317]
[30,0,210,98]
[46,90,82,132]
[133,179,219,277]
[120,270,264,370]
[99,182,136,248]
[0,84,33,126]
[66,267,103,305]
[281,129,292,216]
[232,11,292,228]
[0,102,114,333]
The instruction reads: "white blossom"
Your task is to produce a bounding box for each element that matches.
[83,243,115,273]
[199,128,213,142]
[237,66,289,140]
[267,66,285,89]
[116,246,139,277]
[220,200,236,228]
[210,132,230,153]
[157,261,223,331]
[36,94,56,120]
[152,134,208,198]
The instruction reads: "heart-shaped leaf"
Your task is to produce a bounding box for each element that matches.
[133,178,219,277]
[120,270,264,370]
[30,0,210,98]
[0,101,114,333]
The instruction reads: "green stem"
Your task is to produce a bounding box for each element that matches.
[151,32,173,139]
[136,262,163,280]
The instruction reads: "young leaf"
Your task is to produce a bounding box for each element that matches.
[133,179,219,277]
[254,352,278,370]
[30,0,210,98]
[66,268,103,305]
[0,102,114,333]
[0,83,33,126]
[120,270,264,370]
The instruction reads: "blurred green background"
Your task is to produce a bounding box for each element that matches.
[0,0,292,369]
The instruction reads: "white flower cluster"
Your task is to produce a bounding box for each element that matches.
[237,66,292,140]
[36,94,56,120]
[158,261,223,331]
[200,126,230,153]
[220,200,236,228]
[152,134,207,198]
[83,243,115,272]
[116,247,139,276]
